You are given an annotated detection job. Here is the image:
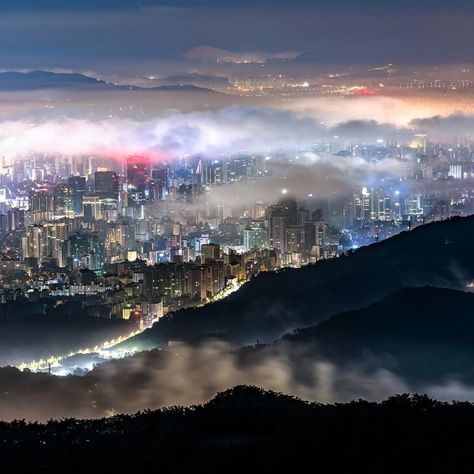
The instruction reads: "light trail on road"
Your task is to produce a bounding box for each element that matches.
[15,281,245,374]
[16,328,143,372]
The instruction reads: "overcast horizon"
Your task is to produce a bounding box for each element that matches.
[0,0,470,78]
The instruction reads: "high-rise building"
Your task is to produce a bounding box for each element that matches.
[53,183,73,219]
[200,243,220,263]
[310,210,326,260]
[30,191,53,213]
[266,205,287,252]
[127,156,149,206]
[449,164,463,180]
[149,167,169,200]
[68,232,106,270]
[95,170,119,199]
[83,196,102,220]
[225,156,256,182]
[278,197,298,226]
[22,223,68,266]
[243,221,268,251]
[68,176,86,215]
[285,225,303,254]
[29,191,54,224]
[7,209,25,231]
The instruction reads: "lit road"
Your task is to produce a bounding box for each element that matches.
[15,281,244,375]
[16,328,144,373]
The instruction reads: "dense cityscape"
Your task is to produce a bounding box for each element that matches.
[3,1,474,472]
[196,64,474,98]
[0,133,471,357]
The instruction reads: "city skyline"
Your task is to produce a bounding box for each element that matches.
[3,2,474,471]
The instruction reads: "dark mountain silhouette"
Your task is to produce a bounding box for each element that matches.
[2,386,474,474]
[126,215,474,348]
[0,71,114,90]
[0,71,218,93]
[274,286,474,385]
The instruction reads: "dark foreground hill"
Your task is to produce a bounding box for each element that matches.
[126,215,474,348]
[2,386,474,474]
[4,287,474,420]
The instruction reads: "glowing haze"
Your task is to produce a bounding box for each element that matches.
[0,98,468,161]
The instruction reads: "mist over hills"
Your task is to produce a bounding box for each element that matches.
[125,215,474,349]
[277,286,474,384]
[1,216,474,420]
[0,71,218,93]
[3,286,474,421]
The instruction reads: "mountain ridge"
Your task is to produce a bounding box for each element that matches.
[124,215,474,349]
[0,70,218,93]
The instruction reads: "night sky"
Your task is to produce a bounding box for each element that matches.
[0,0,472,73]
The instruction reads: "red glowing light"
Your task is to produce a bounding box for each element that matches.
[94,150,169,165]
[353,87,375,96]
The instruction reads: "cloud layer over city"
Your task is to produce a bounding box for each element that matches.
[0,102,470,160]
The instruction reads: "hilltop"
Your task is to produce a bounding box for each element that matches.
[1,386,474,474]
[126,215,474,348]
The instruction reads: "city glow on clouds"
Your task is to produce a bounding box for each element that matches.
[0,105,471,159]
[287,96,448,126]
[205,154,408,205]
[0,107,324,159]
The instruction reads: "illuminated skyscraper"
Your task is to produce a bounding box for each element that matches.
[127,156,149,206]
[68,176,86,215]
[266,205,287,252]
[243,221,268,251]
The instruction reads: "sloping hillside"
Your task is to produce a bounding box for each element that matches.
[277,286,474,384]
[128,216,474,347]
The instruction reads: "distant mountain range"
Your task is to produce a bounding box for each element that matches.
[126,215,474,349]
[183,45,299,63]
[0,71,116,90]
[0,70,217,92]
